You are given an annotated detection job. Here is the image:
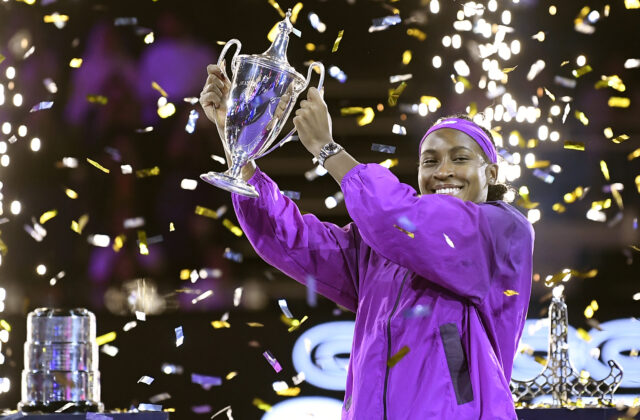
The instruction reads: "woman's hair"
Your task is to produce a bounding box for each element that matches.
[425,113,512,202]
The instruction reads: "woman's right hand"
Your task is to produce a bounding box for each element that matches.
[199,63,231,129]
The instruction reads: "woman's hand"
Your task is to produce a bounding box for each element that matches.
[292,87,334,157]
[199,63,231,130]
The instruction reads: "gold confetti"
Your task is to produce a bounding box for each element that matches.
[305,43,316,51]
[608,97,630,108]
[357,107,375,126]
[380,158,398,169]
[388,82,407,107]
[0,237,7,256]
[179,269,190,280]
[65,188,78,199]
[600,160,610,181]
[635,175,640,193]
[534,356,547,366]
[625,0,640,9]
[420,96,442,110]
[267,23,280,43]
[564,141,585,151]
[406,28,427,41]
[612,134,630,144]
[468,102,477,117]
[169,222,175,231]
[135,166,160,178]
[0,53,4,63]
[393,224,415,238]
[552,203,566,213]
[252,398,272,412]
[151,81,168,97]
[543,87,555,101]
[502,65,518,74]
[71,214,89,234]
[595,75,626,92]
[572,65,592,78]
[113,234,125,252]
[247,322,264,327]
[290,2,303,23]
[222,218,243,237]
[69,58,83,68]
[503,290,519,296]
[340,107,365,116]
[584,306,594,319]
[195,205,218,219]
[563,186,585,203]
[628,148,640,161]
[87,95,108,105]
[96,331,117,346]
[387,345,410,367]
[276,387,301,396]
[331,30,344,53]
[138,230,149,255]
[39,209,58,224]
[211,320,231,329]
[603,127,613,139]
[402,50,412,65]
[86,158,110,173]
[574,110,589,126]
[157,102,176,118]
[577,328,592,342]
[226,371,238,380]
[0,319,11,331]
[43,14,69,23]
[267,0,286,17]
[532,31,546,42]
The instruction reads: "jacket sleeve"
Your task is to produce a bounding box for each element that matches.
[231,167,359,311]
[341,163,526,305]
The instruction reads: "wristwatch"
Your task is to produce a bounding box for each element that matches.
[316,142,344,167]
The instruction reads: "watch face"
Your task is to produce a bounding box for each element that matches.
[325,143,339,152]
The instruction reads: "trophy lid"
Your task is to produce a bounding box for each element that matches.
[260,9,296,66]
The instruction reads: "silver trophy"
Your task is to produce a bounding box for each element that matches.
[19,308,103,413]
[200,9,325,197]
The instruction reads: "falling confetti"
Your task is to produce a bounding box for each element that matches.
[504,290,519,296]
[263,350,283,372]
[331,30,344,53]
[86,158,110,173]
[29,101,54,112]
[387,346,410,367]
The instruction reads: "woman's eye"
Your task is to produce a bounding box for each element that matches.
[422,160,436,165]
[454,157,469,162]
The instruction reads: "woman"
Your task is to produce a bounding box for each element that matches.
[200,65,534,419]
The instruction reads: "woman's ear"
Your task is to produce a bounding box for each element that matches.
[486,163,498,185]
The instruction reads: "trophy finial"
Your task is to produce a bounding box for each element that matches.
[262,11,295,64]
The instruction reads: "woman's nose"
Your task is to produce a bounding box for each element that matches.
[434,160,454,178]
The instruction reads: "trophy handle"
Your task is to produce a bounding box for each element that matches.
[254,61,326,159]
[218,39,242,79]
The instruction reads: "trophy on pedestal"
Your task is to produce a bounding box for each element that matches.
[18,308,103,413]
[200,9,325,198]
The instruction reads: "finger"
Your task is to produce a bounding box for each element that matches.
[202,84,224,99]
[308,87,321,101]
[299,99,309,108]
[207,64,229,82]
[200,92,223,107]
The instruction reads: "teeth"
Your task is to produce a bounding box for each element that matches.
[435,187,461,195]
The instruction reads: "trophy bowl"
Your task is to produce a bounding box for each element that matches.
[201,10,325,197]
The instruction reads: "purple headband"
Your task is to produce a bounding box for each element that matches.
[418,118,497,164]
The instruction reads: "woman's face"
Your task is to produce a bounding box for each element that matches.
[418,128,498,203]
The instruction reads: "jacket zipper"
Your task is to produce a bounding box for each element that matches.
[383,271,409,420]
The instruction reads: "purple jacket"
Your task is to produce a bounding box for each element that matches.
[232,163,534,419]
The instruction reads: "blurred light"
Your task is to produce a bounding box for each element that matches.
[0,330,8,343]
[17,125,27,137]
[30,137,41,151]
[526,107,538,123]
[418,102,428,117]
[453,60,470,76]
[157,96,167,107]
[0,84,4,106]
[432,55,442,68]
[516,106,526,123]
[325,196,337,209]
[36,264,47,275]
[587,10,600,23]
[1,123,10,135]
[12,94,22,107]
[551,164,562,173]
[505,164,521,182]
[0,142,6,154]
[0,155,9,167]
[451,34,462,49]
[549,5,557,15]
[512,153,521,164]
[456,10,465,20]
[537,125,549,141]
[9,200,20,215]
[527,209,541,224]
[501,10,512,25]
[576,55,587,67]
[442,35,451,47]
[454,81,464,94]
[550,105,561,116]
[488,0,498,12]
[509,133,519,146]
[5,67,15,80]
[144,32,154,44]
[430,0,440,13]
[453,20,473,31]
[498,43,511,60]
[549,131,560,142]
[510,39,521,54]
[88,234,110,247]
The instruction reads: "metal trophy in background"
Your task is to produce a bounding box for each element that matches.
[19,308,103,413]
[200,9,325,197]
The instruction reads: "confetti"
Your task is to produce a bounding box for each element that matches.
[402,304,430,319]
[503,290,519,296]
[137,376,154,385]
[247,322,264,327]
[278,298,294,318]
[402,50,412,65]
[0,53,4,63]
[393,224,414,238]
[112,234,125,252]
[554,75,577,89]
[502,66,517,74]
[69,58,83,68]
[135,311,146,321]
[86,95,107,105]
[185,109,199,133]
[624,58,640,68]
[96,331,116,346]
[331,30,344,53]
[371,143,396,154]
[210,406,233,419]
[267,0,286,17]
[138,404,162,412]
[387,345,410,367]
[263,350,283,372]
[252,398,272,412]
[357,108,375,126]
[151,81,168,97]
[211,320,231,329]
[191,290,213,304]
[392,124,407,135]
[306,275,317,307]
[222,218,243,237]
[175,326,184,346]
[114,17,137,26]
[233,287,243,307]
[594,75,626,92]
[29,101,54,112]
[625,0,640,9]
[281,190,301,200]
[533,169,555,184]
[121,165,132,174]
[600,160,610,181]
[195,205,218,219]
[135,166,160,178]
[86,158,110,173]
[608,97,630,108]
[388,82,407,106]
[379,158,398,168]
[169,222,175,231]
[406,28,426,41]
[191,373,222,390]
[443,233,455,248]
[574,110,589,125]
[157,102,176,118]
[39,209,57,224]
[390,74,412,84]
[161,363,183,375]
[564,141,585,151]
[611,134,630,144]
[572,65,592,78]
[71,214,89,234]
[149,393,171,403]
[137,230,149,255]
[369,15,401,32]
[543,87,556,101]
[628,148,640,161]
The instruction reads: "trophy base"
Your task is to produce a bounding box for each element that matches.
[200,171,259,198]
[18,400,103,413]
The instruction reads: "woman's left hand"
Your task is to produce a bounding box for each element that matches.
[292,87,334,157]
